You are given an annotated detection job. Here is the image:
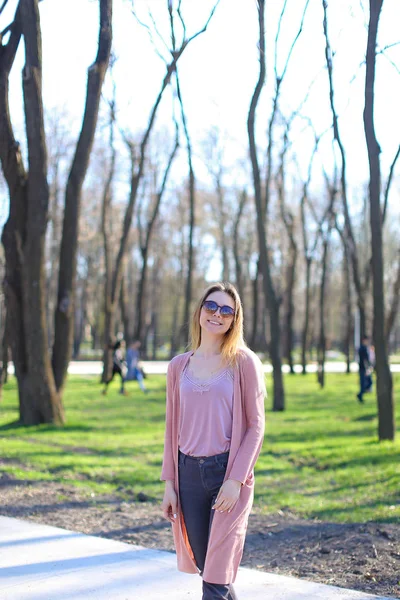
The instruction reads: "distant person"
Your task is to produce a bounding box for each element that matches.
[125,340,148,393]
[357,335,372,403]
[161,281,266,600]
[102,340,127,396]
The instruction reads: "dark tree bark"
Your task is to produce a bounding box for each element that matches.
[176,72,196,348]
[363,0,394,440]
[385,252,400,341]
[278,130,298,375]
[0,292,7,400]
[232,189,247,301]
[52,0,112,391]
[1,2,63,424]
[119,275,131,344]
[300,148,318,375]
[336,220,353,374]
[100,93,118,383]
[248,0,284,410]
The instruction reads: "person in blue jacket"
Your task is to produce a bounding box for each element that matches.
[125,340,148,394]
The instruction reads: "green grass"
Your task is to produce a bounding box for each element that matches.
[0,373,399,523]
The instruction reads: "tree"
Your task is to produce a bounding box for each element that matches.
[322,0,369,340]
[0,0,112,425]
[363,0,394,441]
[101,0,219,381]
[248,0,284,410]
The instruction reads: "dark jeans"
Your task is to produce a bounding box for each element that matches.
[178,451,238,600]
[358,369,372,401]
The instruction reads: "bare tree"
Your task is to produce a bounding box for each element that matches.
[335,218,353,374]
[277,128,298,374]
[0,0,112,424]
[101,1,219,381]
[299,153,319,375]
[363,0,394,440]
[232,189,247,301]
[52,0,112,391]
[1,1,64,424]
[135,125,179,342]
[175,71,196,347]
[248,0,308,409]
[316,175,336,388]
[322,0,368,340]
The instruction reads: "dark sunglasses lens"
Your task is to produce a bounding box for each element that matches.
[221,306,235,317]
[203,301,218,312]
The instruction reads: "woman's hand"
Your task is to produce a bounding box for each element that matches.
[212,479,242,513]
[161,480,178,523]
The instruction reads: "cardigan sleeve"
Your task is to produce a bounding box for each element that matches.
[160,359,176,481]
[228,350,266,485]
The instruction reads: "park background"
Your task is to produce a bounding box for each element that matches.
[0,0,399,597]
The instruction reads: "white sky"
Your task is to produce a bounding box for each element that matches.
[2,0,400,240]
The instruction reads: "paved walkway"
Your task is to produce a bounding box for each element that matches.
[0,517,392,600]
[6,360,398,376]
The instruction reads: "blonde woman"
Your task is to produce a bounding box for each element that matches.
[161,282,266,599]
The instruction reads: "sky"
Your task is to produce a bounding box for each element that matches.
[1,0,400,249]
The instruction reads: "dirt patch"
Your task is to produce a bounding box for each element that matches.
[0,473,399,598]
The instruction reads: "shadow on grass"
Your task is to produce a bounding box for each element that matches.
[0,420,24,431]
[353,413,378,422]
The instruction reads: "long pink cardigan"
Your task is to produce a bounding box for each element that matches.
[161,347,266,584]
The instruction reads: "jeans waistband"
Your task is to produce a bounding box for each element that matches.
[178,450,229,466]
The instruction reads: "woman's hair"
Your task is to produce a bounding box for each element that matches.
[189,281,246,364]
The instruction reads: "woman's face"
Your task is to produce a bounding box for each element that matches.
[199,291,235,338]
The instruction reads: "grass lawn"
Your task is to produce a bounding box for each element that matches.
[0,372,399,524]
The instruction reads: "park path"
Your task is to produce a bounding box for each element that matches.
[0,516,393,600]
[7,360,398,376]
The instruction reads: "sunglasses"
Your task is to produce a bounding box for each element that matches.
[202,300,235,318]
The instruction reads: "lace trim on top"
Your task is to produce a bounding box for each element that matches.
[183,365,234,394]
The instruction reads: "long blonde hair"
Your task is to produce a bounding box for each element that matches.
[190,282,246,364]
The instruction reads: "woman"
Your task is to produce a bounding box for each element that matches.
[161,282,266,599]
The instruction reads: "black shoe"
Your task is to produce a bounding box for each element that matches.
[357,393,364,403]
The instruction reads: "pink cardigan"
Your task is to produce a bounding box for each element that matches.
[161,347,266,584]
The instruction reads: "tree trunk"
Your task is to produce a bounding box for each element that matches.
[176,73,195,348]
[216,177,229,281]
[0,295,7,400]
[317,236,330,388]
[247,0,284,410]
[1,2,64,425]
[233,189,247,301]
[284,250,297,375]
[301,258,312,375]
[52,0,112,391]
[343,245,353,374]
[119,275,131,344]
[363,0,394,441]
[336,222,353,374]
[385,251,400,342]
[322,0,367,341]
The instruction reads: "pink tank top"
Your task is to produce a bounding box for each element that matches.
[179,364,234,457]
